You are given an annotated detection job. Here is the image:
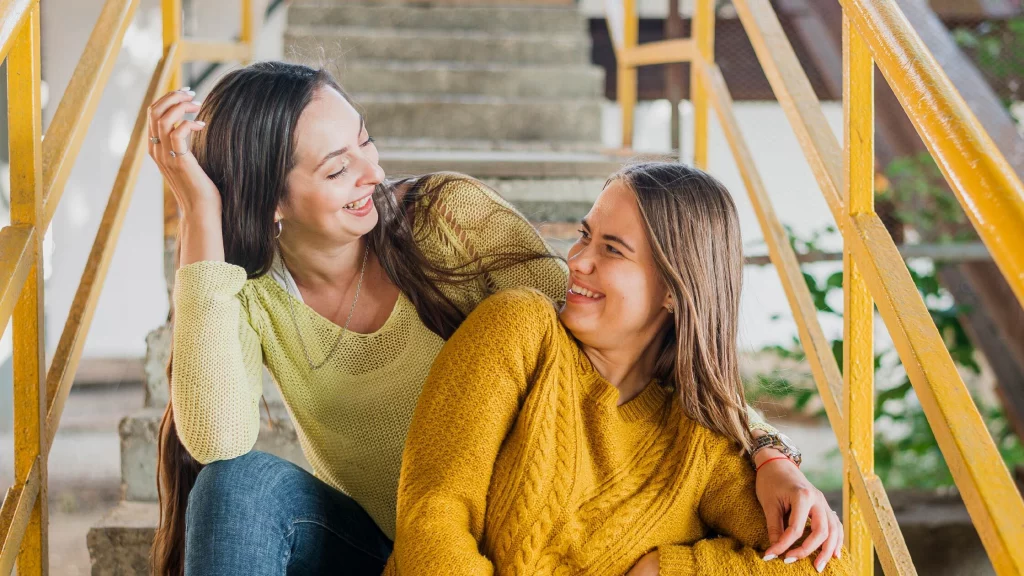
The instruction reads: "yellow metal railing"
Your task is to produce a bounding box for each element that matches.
[0,0,258,572]
[609,0,1024,574]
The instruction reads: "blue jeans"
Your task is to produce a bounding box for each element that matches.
[184,451,393,575]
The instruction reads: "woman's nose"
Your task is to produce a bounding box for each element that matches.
[357,156,386,188]
[568,244,596,276]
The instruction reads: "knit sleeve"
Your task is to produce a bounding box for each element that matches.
[385,288,557,575]
[656,435,850,575]
[171,260,265,465]
[426,173,568,303]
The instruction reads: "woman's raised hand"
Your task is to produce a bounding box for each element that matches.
[149,87,226,265]
[148,88,219,216]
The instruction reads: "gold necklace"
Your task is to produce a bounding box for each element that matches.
[280,243,370,371]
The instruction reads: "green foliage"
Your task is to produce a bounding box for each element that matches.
[954,18,1024,118]
[880,153,975,243]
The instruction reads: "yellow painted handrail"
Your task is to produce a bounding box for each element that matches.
[0,0,34,63]
[606,0,1024,573]
[841,0,1024,311]
[0,0,262,571]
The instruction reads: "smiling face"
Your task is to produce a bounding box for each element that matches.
[559,179,673,353]
[277,86,385,245]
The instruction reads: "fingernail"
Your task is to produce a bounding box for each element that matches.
[785,557,798,564]
[192,101,203,106]
[179,86,191,92]
[816,563,824,573]
[837,550,841,559]
[195,121,206,126]
[762,554,776,562]
[186,90,196,97]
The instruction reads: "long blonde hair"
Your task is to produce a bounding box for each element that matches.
[612,162,752,451]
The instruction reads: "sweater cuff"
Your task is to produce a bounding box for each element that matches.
[658,545,696,574]
[175,260,248,302]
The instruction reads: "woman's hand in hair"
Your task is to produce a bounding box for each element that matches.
[148,88,220,216]
[756,453,843,572]
[148,88,225,264]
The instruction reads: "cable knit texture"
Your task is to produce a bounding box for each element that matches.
[386,288,850,576]
[171,175,568,539]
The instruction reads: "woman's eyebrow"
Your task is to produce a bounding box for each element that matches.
[314,115,366,172]
[581,218,635,253]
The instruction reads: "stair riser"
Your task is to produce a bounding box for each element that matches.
[360,100,602,142]
[286,32,589,65]
[287,5,585,34]
[342,66,603,99]
[119,413,308,502]
[292,0,574,5]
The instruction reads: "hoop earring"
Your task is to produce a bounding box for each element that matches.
[275,220,282,239]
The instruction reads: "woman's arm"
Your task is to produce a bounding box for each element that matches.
[385,289,555,575]
[651,439,851,576]
[426,174,569,303]
[746,411,843,563]
[149,88,264,464]
[172,263,265,464]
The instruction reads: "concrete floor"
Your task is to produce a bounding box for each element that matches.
[0,383,144,575]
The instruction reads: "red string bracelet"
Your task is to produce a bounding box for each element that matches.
[756,456,792,474]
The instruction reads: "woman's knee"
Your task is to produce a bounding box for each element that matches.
[187,451,300,526]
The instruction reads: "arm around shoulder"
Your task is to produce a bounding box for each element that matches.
[656,433,851,575]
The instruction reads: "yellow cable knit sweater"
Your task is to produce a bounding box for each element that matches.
[387,288,850,576]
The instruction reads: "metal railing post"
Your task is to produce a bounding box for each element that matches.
[842,14,875,574]
[692,0,715,168]
[8,3,47,572]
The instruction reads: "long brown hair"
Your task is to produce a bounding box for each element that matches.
[153,62,554,575]
[612,162,752,452]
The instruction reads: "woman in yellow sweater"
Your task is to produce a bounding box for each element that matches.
[148,62,842,575]
[388,163,850,575]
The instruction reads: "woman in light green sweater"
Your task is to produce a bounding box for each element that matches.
[148,62,842,575]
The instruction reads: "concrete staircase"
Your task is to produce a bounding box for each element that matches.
[87,2,617,573]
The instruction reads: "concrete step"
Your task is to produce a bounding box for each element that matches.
[380,148,623,179]
[373,137,606,153]
[87,501,158,576]
[119,408,306,503]
[292,0,574,5]
[483,177,606,222]
[357,93,602,143]
[285,26,590,66]
[339,60,603,99]
[288,4,586,34]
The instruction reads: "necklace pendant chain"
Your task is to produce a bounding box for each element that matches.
[283,243,371,371]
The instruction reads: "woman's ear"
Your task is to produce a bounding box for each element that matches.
[274,207,283,223]
[664,293,675,314]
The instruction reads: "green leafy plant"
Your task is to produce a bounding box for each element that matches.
[954,18,1024,118]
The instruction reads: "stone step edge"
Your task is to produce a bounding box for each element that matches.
[336,60,603,73]
[353,93,605,105]
[380,152,624,179]
[370,137,608,153]
[285,25,586,42]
